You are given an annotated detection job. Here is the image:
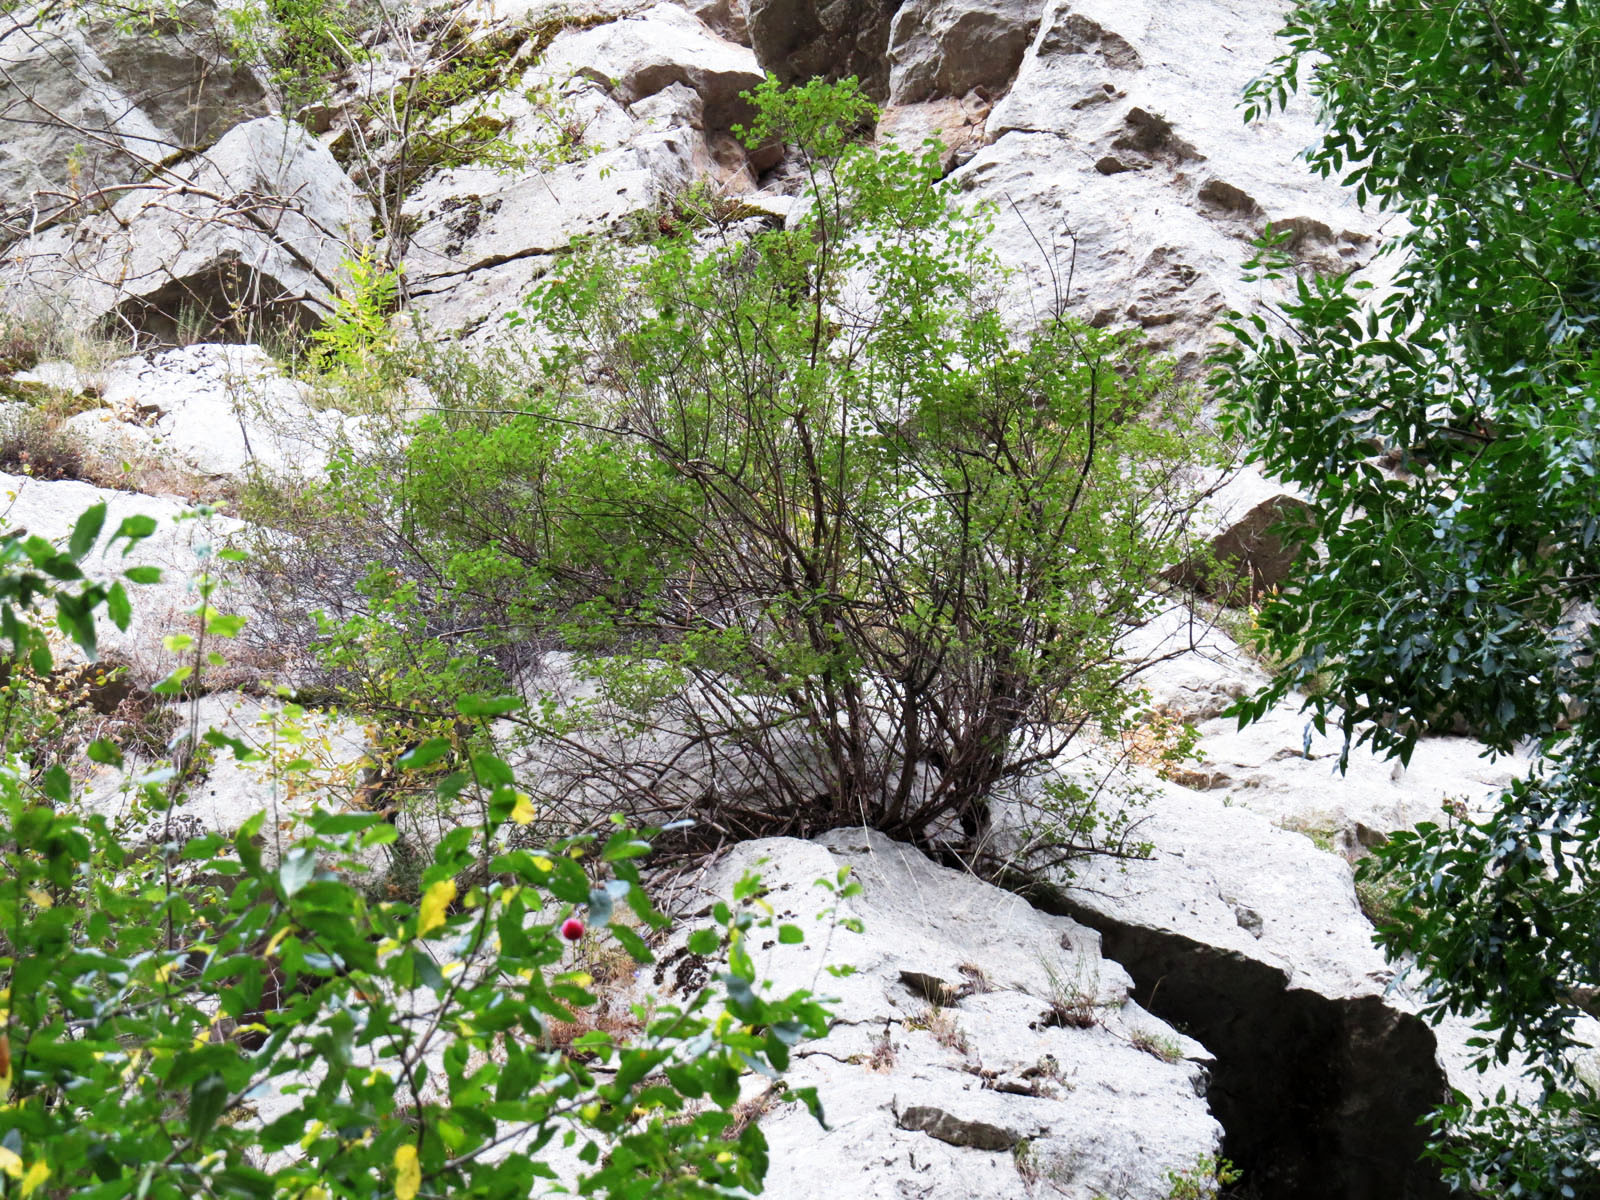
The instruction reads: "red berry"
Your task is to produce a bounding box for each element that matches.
[560,917,585,942]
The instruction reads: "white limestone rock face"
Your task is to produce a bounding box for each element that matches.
[0,1,268,249]
[747,0,900,98]
[673,830,1222,1200]
[403,6,765,337]
[886,0,1039,105]
[1129,601,1531,841]
[1,118,372,341]
[0,471,241,661]
[1166,466,1313,602]
[1054,767,1529,1198]
[552,3,764,127]
[946,0,1386,373]
[55,344,364,484]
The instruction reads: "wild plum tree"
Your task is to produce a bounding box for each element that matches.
[1215,1,1600,1191]
[301,76,1209,861]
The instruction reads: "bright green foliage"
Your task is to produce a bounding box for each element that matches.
[1217,1,1600,1192]
[312,251,403,376]
[317,76,1205,853]
[0,500,152,678]
[0,511,832,1198]
[225,0,364,114]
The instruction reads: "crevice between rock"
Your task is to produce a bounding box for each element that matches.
[1041,899,1453,1200]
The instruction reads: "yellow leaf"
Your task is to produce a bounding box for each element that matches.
[418,880,456,937]
[263,923,293,958]
[510,793,536,825]
[530,855,553,873]
[20,1160,47,1196]
[300,1120,325,1150]
[24,889,51,909]
[0,1147,21,1178]
[393,1143,420,1200]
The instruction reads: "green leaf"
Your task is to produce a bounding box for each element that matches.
[278,848,316,897]
[187,1072,230,1142]
[455,693,523,716]
[687,928,721,956]
[151,665,193,696]
[40,763,70,804]
[397,738,452,769]
[68,502,106,561]
[124,566,162,584]
[777,923,804,945]
[106,581,131,631]
[111,514,158,552]
[205,612,246,638]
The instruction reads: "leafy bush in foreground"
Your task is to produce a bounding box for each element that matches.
[0,504,831,1199]
[1217,0,1600,1190]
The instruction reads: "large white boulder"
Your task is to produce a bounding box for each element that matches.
[402,6,765,337]
[886,0,1040,105]
[950,0,1387,372]
[54,344,364,485]
[1053,763,1529,1199]
[680,829,1223,1200]
[0,470,243,661]
[0,1,268,249]
[1,117,372,341]
[1166,466,1314,603]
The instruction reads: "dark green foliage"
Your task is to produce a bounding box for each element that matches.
[1216,1,1600,1192]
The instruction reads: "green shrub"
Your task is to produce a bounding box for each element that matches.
[302,76,1211,860]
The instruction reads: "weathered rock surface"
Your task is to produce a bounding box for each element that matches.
[1046,757,1527,1199]
[0,1,268,248]
[748,0,899,98]
[403,5,765,336]
[675,830,1222,1200]
[1166,466,1313,603]
[886,0,1038,104]
[1130,602,1532,840]
[47,343,365,484]
[1,117,370,341]
[957,0,1387,373]
[0,470,242,659]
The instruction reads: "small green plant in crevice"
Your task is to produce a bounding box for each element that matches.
[1353,855,1413,931]
[1130,1027,1185,1064]
[225,0,367,115]
[1163,1154,1241,1199]
[865,1024,896,1071]
[624,178,773,244]
[309,249,403,379]
[905,1004,971,1057]
[1040,955,1102,1029]
[1014,1138,1043,1187]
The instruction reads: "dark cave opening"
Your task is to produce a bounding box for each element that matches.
[1049,904,1452,1200]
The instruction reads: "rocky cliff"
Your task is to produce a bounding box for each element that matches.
[0,0,1538,1196]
